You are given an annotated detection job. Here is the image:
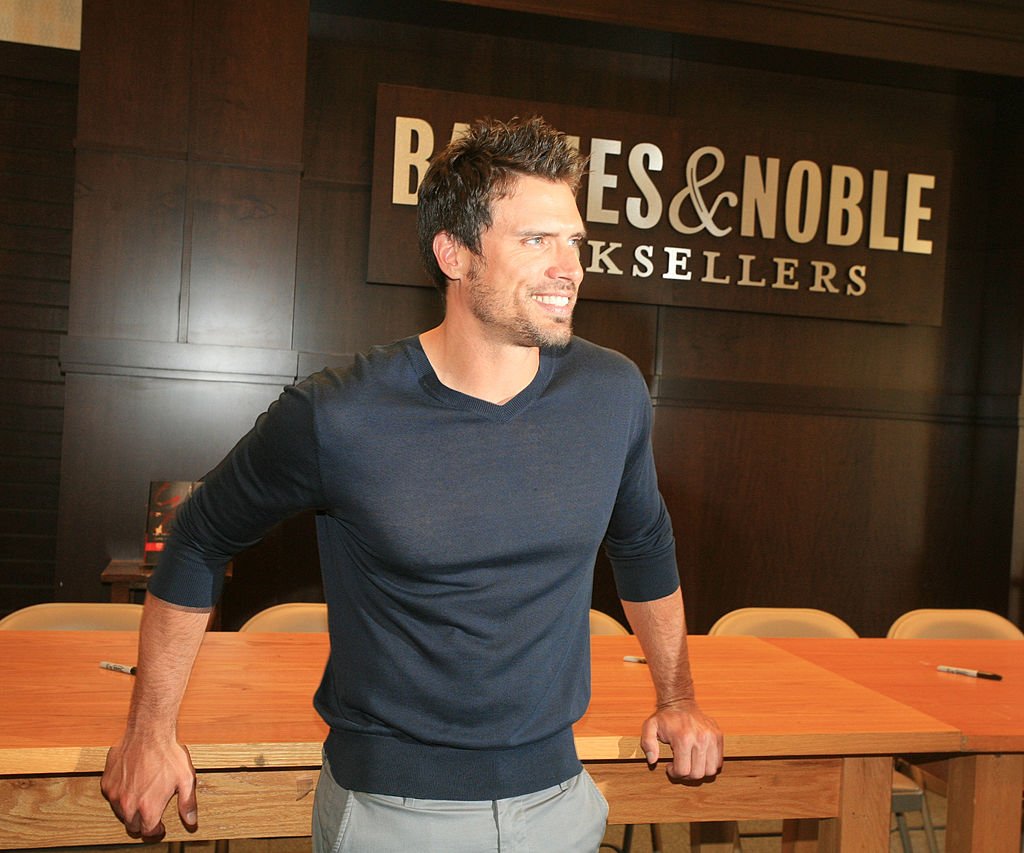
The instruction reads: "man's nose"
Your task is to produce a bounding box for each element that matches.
[549,243,583,283]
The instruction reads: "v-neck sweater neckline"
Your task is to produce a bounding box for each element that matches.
[405,336,555,422]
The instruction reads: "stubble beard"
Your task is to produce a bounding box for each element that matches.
[467,258,574,349]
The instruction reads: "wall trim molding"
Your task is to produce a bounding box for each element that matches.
[651,375,1021,427]
[439,0,1024,77]
[59,336,300,385]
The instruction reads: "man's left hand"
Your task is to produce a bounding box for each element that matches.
[640,699,723,781]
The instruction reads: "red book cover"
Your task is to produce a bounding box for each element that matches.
[144,481,200,564]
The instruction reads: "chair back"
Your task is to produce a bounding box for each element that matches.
[589,608,629,636]
[709,607,859,638]
[886,608,1024,640]
[0,602,144,631]
[239,602,329,632]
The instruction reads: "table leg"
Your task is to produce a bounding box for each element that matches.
[689,820,738,852]
[107,581,130,604]
[945,752,1024,853]
[816,756,891,853]
[781,817,818,852]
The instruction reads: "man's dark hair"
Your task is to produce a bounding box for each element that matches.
[416,116,588,294]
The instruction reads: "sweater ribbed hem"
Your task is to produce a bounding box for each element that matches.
[323,726,581,800]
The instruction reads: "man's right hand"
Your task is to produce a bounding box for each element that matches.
[100,730,198,839]
[101,593,211,838]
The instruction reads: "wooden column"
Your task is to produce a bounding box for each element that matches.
[56,0,309,604]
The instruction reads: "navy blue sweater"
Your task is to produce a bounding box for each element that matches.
[151,335,680,800]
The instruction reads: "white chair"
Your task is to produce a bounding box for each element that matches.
[589,608,629,636]
[887,608,1024,640]
[239,602,328,632]
[709,606,859,638]
[0,602,144,630]
[709,606,939,853]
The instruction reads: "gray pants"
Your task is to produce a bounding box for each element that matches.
[312,754,609,853]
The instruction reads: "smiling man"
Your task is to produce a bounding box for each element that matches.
[100,116,722,853]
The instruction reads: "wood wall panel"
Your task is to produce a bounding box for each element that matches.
[68,151,186,342]
[572,302,659,381]
[55,374,286,603]
[76,0,191,153]
[186,164,300,349]
[653,405,983,636]
[987,78,1024,621]
[963,427,1019,604]
[656,308,955,395]
[304,12,674,184]
[293,182,442,358]
[191,0,308,166]
[443,0,1024,78]
[301,28,390,184]
[55,0,312,610]
[0,43,76,617]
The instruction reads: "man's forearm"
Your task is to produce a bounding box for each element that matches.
[127,592,211,733]
[621,587,696,707]
[622,588,723,779]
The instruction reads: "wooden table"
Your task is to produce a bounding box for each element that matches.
[769,637,1024,852]
[582,635,960,851]
[0,632,960,850]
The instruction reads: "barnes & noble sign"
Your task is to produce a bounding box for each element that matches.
[369,85,951,326]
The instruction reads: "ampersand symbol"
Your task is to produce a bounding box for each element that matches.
[668,146,737,237]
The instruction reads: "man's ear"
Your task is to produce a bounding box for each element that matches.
[432,231,467,282]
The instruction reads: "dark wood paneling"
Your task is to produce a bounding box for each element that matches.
[438,0,1024,77]
[186,163,301,349]
[303,12,674,185]
[191,0,309,167]
[1,170,73,204]
[0,43,76,618]
[55,1,312,614]
[0,147,73,182]
[0,402,63,434]
[0,80,76,134]
[293,183,442,357]
[0,247,68,281]
[656,308,967,396]
[68,150,186,342]
[0,42,77,83]
[572,302,658,380]
[59,336,299,385]
[54,373,287,603]
[653,405,988,637]
[2,198,73,230]
[76,0,191,154]
[0,222,71,256]
[0,278,69,308]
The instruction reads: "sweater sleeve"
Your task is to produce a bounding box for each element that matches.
[603,376,680,603]
[149,378,326,608]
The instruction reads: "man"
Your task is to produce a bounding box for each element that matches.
[101,116,723,852]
